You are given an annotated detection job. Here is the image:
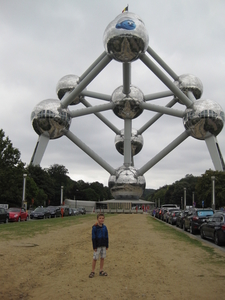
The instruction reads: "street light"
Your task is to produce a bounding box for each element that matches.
[183,188,186,210]
[22,174,27,208]
[61,186,64,205]
[192,191,195,207]
[211,176,216,210]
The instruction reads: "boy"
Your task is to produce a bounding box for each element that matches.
[89,213,109,278]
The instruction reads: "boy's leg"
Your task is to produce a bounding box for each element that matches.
[100,258,104,272]
[92,259,97,272]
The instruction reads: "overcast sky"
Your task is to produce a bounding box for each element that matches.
[1,0,225,190]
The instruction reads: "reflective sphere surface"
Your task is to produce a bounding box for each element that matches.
[103,12,149,62]
[174,74,203,101]
[115,128,143,155]
[108,165,146,200]
[111,85,144,119]
[56,74,84,105]
[183,99,224,140]
[31,99,71,139]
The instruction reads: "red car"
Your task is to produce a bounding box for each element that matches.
[7,208,28,222]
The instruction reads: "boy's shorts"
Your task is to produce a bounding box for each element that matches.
[93,247,106,260]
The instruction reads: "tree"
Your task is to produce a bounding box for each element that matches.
[46,164,69,205]
[26,164,55,205]
[148,185,168,205]
[0,129,25,206]
[83,188,99,201]
[195,170,225,209]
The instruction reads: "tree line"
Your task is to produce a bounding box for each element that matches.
[0,129,112,208]
[1,129,225,209]
[146,172,225,210]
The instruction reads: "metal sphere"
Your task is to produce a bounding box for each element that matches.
[111,85,144,119]
[174,74,203,101]
[56,74,84,105]
[108,165,146,200]
[183,99,224,140]
[115,128,143,156]
[103,12,149,62]
[31,99,71,139]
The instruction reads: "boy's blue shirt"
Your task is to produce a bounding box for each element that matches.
[92,223,109,249]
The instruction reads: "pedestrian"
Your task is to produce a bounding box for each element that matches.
[89,213,109,278]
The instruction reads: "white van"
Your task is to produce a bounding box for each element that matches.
[161,204,179,209]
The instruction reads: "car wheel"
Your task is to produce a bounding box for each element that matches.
[214,232,221,246]
[190,223,195,234]
[183,223,186,231]
[200,228,205,239]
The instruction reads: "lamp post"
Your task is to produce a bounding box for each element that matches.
[76,189,78,208]
[192,191,195,207]
[61,186,64,205]
[183,188,186,210]
[211,176,216,210]
[22,174,27,208]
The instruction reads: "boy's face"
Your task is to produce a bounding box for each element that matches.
[97,216,105,226]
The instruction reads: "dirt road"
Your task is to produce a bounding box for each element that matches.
[1,214,225,299]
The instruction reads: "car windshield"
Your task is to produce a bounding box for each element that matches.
[197,210,214,217]
[47,207,57,211]
[34,208,44,212]
[8,208,20,212]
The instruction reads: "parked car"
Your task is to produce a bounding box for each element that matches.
[157,208,163,220]
[155,208,161,218]
[161,204,179,209]
[68,208,75,216]
[77,207,86,215]
[168,210,181,225]
[0,207,8,223]
[71,208,80,216]
[30,207,51,219]
[7,207,28,222]
[46,206,61,218]
[183,208,214,234]
[176,210,189,229]
[160,208,168,221]
[163,208,179,223]
[59,206,70,216]
[200,212,225,246]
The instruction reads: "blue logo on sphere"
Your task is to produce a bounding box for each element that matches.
[116,20,136,30]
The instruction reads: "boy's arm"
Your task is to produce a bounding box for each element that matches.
[92,226,97,250]
[106,226,109,249]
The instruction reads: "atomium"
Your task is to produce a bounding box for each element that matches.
[111,85,144,119]
[115,129,143,156]
[183,99,224,140]
[108,165,146,200]
[30,10,225,201]
[103,12,149,62]
[56,74,85,105]
[31,99,71,139]
[174,74,203,101]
